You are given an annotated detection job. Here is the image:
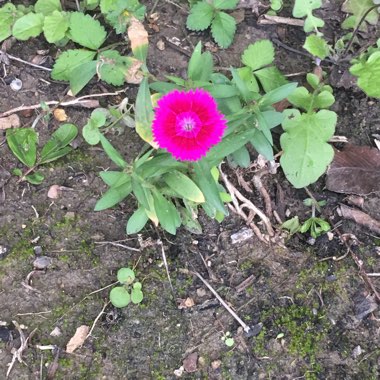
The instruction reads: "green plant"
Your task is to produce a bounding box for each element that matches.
[6,124,78,184]
[109,267,144,308]
[221,331,234,347]
[186,0,238,48]
[268,0,283,14]
[292,0,324,34]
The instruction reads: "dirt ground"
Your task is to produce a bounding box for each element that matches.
[0,1,380,379]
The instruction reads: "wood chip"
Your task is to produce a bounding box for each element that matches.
[66,325,89,353]
[0,114,20,129]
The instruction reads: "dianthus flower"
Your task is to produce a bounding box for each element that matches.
[152,89,227,161]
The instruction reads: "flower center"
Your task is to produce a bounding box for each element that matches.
[175,112,202,137]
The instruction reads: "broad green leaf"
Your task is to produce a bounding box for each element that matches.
[214,0,239,10]
[82,109,106,145]
[131,287,144,304]
[254,66,288,92]
[304,13,324,33]
[188,42,214,82]
[192,160,227,215]
[43,10,69,43]
[35,0,62,15]
[69,60,97,95]
[126,207,149,234]
[110,286,131,308]
[6,128,37,167]
[132,177,152,210]
[288,87,335,111]
[94,178,132,210]
[230,145,250,168]
[0,4,17,42]
[260,82,298,107]
[99,171,130,186]
[211,12,236,49]
[306,73,320,89]
[163,170,205,203]
[292,0,324,32]
[97,50,133,86]
[280,109,336,188]
[136,153,186,178]
[135,78,156,146]
[241,40,275,71]
[237,67,259,93]
[303,34,330,59]
[52,49,96,81]
[12,13,44,40]
[231,68,252,102]
[117,267,135,284]
[250,129,274,160]
[342,0,379,27]
[25,172,44,185]
[69,12,106,50]
[152,191,181,235]
[350,51,380,98]
[186,2,214,31]
[39,123,78,164]
[99,134,127,168]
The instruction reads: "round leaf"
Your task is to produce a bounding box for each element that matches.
[131,288,144,304]
[109,286,131,308]
[117,267,135,284]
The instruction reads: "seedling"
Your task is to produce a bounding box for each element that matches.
[6,124,78,184]
[221,331,234,347]
[109,267,144,308]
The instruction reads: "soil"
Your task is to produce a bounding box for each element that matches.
[0,1,380,380]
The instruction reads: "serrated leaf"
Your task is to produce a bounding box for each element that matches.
[303,34,330,59]
[254,66,288,92]
[12,12,44,40]
[163,170,205,203]
[52,49,96,81]
[187,2,214,31]
[39,123,78,164]
[292,0,322,17]
[82,109,106,145]
[6,128,37,167]
[242,40,274,71]
[110,286,131,308]
[127,207,149,234]
[43,10,69,43]
[350,51,380,98]
[35,0,61,15]
[211,12,236,48]
[69,12,106,50]
[280,109,336,188]
[0,4,17,42]
[213,0,239,10]
[304,14,324,33]
[70,60,97,95]
[97,50,133,86]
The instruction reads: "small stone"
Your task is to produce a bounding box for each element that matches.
[196,288,207,297]
[33,256,52,270]
[50,327,62,337]
[10,78,22,91]
[33,246,43,256]
[352,345,362,359]
[183,352,198,373]
[173,366,184,377]
[0,245,9,260]
[231,228,253,244]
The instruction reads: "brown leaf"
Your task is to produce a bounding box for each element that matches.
[125,59,143,84]
[127,17,148,56]
[0,114,20,129]
[326,145,380,195]
[47,185,61,199]
[66,325,89,353]
[53,108,67,122]
[177,297,195,309]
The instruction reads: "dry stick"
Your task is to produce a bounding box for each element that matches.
[220,166,274,237]
[258,14,304,27]
[86,301,110,339]
[0,90,127,118]
[190,270,251,334]
[159,239,175,296]
[252,170,272,218]
[94,241,140,252]
[6,53,52,72]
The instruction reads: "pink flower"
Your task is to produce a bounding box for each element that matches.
[152,89,227,161]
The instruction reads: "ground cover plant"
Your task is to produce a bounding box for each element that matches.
[0,0,380,379]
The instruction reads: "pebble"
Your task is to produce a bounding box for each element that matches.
[33,246,43,256]
[33,256,52,270]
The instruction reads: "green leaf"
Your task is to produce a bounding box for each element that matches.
[281,216,301,234]
[0,4,17,42]
[69,11,106,49]
[213,0,239,10]
[98,50,134,86]
[135,78,155,146]
[179,205,202,234]
[136,153,187,178]
[230,146,250,168]
[52,49,96,81]
[95,178,132,210]
[25,172,44,185]
[292,0,324,32]
[254,66,288,92]
[280,109,336,188]
[241,40,275,71]
[186,2,214,31]
[192,160,227,215]
[303,34,330,59]
[237,67,259,93]
[342,0,379,28]
[99,134,127,168]
[211,12,236,48]
[99,171,130,186]
[43,10,69,43]
[127,207,149,234]
[12,12,44,40]
[82,109,106,145]
[188,42,214,82]
[250,129,274,160]
[288,87,335,112]
[131,287,144,304]
[110,286,131,308]
[132,177,152,210]
[350,51,380,98]
[35,0,62,15]
[163,170,205,203]
[39,123,78,164]
[117,267,135,284]
[260,82,298,107]
[69,60,97,95]
[152,191,181,235]
[6,128,37,167]
[306,73,320,89]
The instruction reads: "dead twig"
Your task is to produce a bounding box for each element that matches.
[86,301,110,339]
[5,53,52,71]
[94,240,140,252]
[258,14,304,27]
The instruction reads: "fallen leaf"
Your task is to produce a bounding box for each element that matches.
[127,17,148,58]
[48,185,61,199]
[125,59,143,84]
[53,108,67,122]
[338,204,380,235]
[66,325,89,353]
[177,297,195,309]
[183,352,198,373]
[0,114,20,129]
[326,145,380,195]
